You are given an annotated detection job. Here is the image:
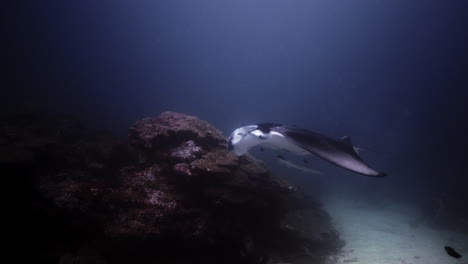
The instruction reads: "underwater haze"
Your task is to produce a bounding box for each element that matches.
[5,0,468,263]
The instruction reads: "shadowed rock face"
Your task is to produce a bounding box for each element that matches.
[6,111,343,264]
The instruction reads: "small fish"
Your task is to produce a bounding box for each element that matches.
[444,246,462,259]
[259,147,265,151]
[277,155,322,175]
[303,158,308,164]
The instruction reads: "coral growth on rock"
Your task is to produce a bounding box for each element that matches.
[4,111,344,263]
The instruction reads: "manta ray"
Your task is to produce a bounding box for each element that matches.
[227,123,386,177]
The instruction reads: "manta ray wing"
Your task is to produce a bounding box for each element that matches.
[273,126,386,177]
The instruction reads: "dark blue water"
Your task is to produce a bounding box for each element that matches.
[5,0,468,234]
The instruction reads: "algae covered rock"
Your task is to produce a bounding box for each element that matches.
[16,111,343,264]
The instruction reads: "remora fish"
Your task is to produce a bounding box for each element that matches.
[277,155,322,175]
[227,123,386,177]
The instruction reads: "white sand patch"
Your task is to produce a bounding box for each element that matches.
[323,197,468,264]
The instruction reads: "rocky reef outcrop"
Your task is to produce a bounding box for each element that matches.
[4,111,344,263]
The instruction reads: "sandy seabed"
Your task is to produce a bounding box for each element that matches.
[323,196,468,264]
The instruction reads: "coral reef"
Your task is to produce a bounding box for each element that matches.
[4,111,344,263]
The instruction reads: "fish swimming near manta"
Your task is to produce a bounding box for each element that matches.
[444,246,462,259]
[277,155,322,175]
[227,123,386,177]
